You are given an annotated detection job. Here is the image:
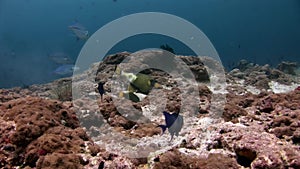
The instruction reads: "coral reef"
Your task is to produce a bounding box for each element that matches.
[0,52,300,168]
[228,60,299,90]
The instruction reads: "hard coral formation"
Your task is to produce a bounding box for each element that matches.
[0,95,138,168]
[277,61,298,75]
[152,149,239,169]
[228,59,298,90]
[0,97,103,168]
[0,52,300,168]
[211,122,300,168]
[210,89,300,168]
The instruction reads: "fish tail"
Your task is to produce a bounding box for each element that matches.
[169,135,174,142]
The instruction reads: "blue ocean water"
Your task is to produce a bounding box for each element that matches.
[0,0,299,88]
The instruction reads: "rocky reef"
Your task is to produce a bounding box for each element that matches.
[0,51,299,169]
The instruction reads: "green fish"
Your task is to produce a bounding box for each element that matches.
[116,67,161,95]
[158,111,184,141]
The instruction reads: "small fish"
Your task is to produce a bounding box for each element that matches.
[48,52,73,64]
[116,67,161,95]
[158,111,184,141]
[52,64,79,76]
[97,82,105,101]
[68,22,89,40]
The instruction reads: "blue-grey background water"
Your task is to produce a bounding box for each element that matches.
[0,0,299,88]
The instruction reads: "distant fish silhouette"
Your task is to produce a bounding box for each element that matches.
[97,82,105,101]
[160,44,175,54]
[159,111,183,141]
[48,52,73,64]
[68,22,89,40]
[52,64,79,76]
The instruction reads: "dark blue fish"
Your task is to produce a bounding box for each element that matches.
[97,82,105,101]
[159,111,183,141]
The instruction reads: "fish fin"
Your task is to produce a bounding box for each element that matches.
[154,82,162,88]
[128,92,140,102]
[169,134,174,142]
[158,125,167,134]
[68,33,77,37]
[128,84,136,93]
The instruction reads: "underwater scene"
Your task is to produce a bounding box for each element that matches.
[0,0,300,168]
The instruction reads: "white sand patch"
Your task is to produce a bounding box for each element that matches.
[245,85,261,95]
[268,81,299,93]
